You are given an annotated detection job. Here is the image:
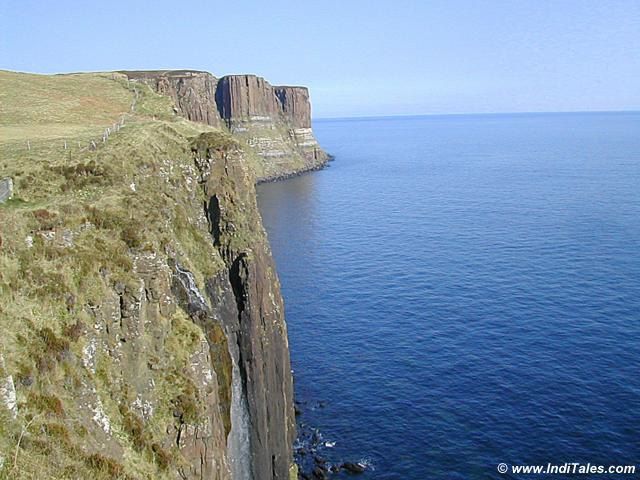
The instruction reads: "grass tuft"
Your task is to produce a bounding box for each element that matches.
[27,392,65,417]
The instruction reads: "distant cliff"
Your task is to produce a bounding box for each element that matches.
[121,70,330,181]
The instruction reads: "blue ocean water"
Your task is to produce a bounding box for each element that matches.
[257,113,640,479]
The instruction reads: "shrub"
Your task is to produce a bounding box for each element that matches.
[120,225,143,249]
[28,392,65,417]
[62,319,84,341]
[51,161,112,191]
[171,377,201,424]
[118,404,149,452]
[151,443,173,470]
[32,327,70,372]
[84,453,125,478]
[42,422,73,449]
[32,209,59,230]
[38,327,70,361]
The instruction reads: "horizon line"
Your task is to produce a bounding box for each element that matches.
[313,109,640,121]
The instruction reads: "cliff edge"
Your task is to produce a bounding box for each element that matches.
[0,69,310,479]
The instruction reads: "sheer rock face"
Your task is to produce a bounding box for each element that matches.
[157,72,222,128]
[216,75,281,125]
[192,137,296,479]
[122,70,330,181]
[274,86,312,129]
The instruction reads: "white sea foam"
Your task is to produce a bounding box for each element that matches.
[359,458,375,471]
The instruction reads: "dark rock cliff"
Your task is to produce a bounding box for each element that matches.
[192,134,296,479]
[121,70,330,181]
[274,87,312,129]
[215,75,281,125]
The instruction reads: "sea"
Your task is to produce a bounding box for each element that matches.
[256,112,640,479]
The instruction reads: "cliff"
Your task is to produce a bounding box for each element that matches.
[121,70,329,181]
[0,70,310,479]
[122,70,223,128]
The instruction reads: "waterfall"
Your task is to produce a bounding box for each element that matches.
[226,330,253,480]
[174,263,254,477]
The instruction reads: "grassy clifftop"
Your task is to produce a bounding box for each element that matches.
[0,71,245,479]
[0,69,221,308]
[0,71,132,142]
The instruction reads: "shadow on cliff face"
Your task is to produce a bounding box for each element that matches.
[207,194,222,245]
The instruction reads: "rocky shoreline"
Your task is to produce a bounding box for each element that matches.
[293,399,369,479]
[256,154,335,184]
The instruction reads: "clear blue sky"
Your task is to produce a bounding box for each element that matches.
[1,0,638,118]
